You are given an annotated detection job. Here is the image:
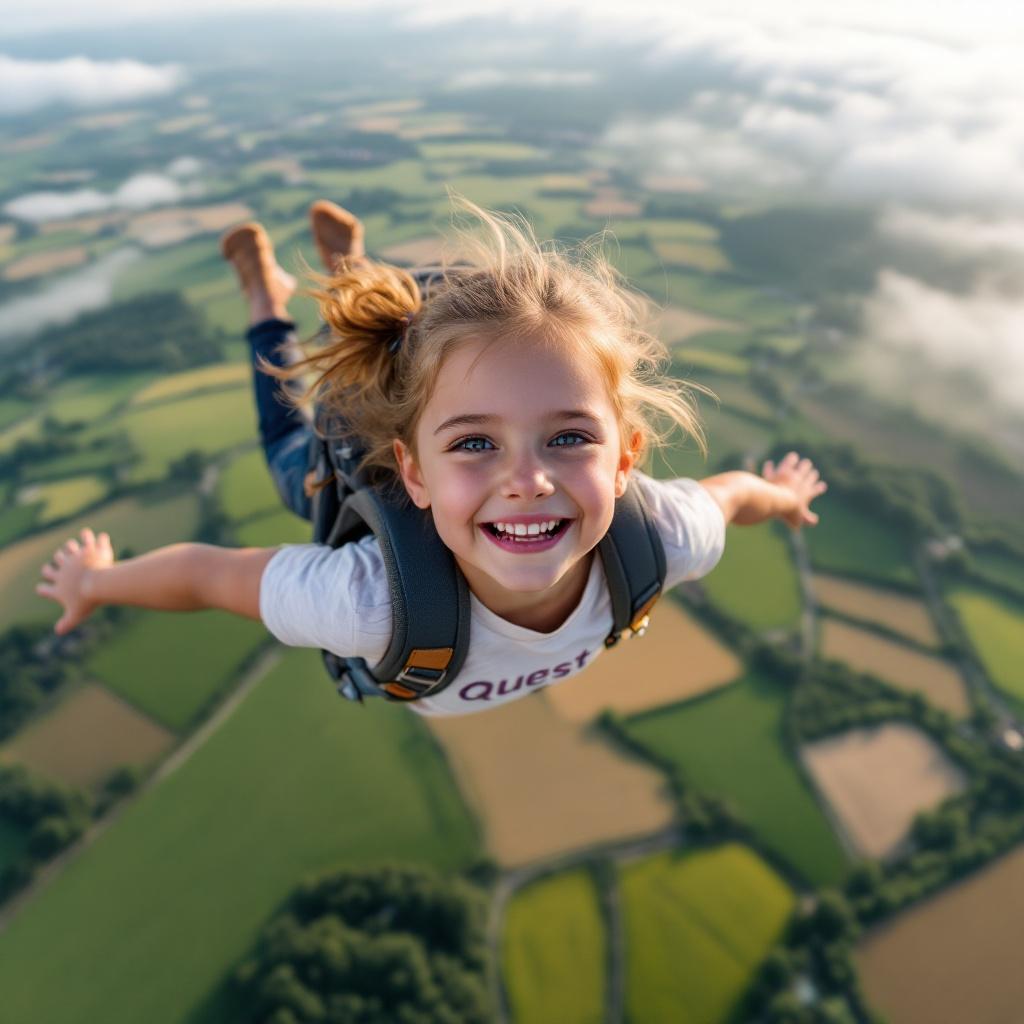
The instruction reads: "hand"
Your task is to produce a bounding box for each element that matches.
[36,528,114,635]
[761,451,827,529]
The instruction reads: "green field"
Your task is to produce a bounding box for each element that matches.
[804,494,917,586]
[91,388,256,482]
[947,584,1024,704]
[623,673,848,885]
[703,523,802,630]
[0,647,480,1024]
[0,492,201,630]
[217,447,281,522]
[620,844,794,1024]
[86,610,270,731]
[637,269,794,330]
[0,502,40,548]
[969,547,1024,599]
[34,474,108,523]
[503,869,606,1024]
[47,372,156,424]
[235,508,310,546]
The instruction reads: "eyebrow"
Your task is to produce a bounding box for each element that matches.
[433,410,603,436]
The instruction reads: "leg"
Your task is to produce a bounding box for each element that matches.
[222,223,313,521]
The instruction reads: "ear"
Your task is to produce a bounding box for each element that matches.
[393,438,431,509]
[614,430,641,498]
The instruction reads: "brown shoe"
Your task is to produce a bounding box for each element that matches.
[309,200,366,272]
[220,221,276,294]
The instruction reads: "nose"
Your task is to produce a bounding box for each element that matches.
[500,449,555,501]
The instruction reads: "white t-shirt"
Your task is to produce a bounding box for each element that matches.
[259,472,726,716]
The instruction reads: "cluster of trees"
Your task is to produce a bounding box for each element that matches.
[233,863,491,1024]
[766,438,963,543]
[39,292,222,376]
[741,891,884,1024]
[0,765,91,901]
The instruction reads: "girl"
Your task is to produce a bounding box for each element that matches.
[35,198,826,717]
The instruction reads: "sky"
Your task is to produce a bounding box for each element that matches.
[2,0,1022,444]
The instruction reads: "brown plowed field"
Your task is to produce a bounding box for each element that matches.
[856,844,1024,1024]
[820,618,969,718]
[648,305,737,343]
[424,693,674,867]
[802,722,966,859]
[3,247,88,281]
[0,682,174,789]
[546,600,741,723]
[814,573,940,646]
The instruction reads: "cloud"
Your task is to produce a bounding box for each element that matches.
[878,208,1024,259]
[3,172,200,223]
[852,270,1024,429]
[0,54,183,115]
[0,248,139,346]
[445,68,597,90]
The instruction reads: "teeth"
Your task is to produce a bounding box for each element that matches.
[492,519,563,538]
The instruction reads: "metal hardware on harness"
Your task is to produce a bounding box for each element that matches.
[379,647,455,701]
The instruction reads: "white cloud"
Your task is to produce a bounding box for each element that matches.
[856,269,1024,416]
[0,54,183,115]
[3,172,199,223]
[445,68,597,91]
[166,155,202,178]
[879,208,1024,258]
[0,248,139,346]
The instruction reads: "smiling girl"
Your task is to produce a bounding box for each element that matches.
[36,197,826,717]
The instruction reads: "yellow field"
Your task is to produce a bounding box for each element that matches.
[584,194,643,218]
[34,475,108,523]
[857,843,1024,1024]
[130,361,250,406]
[802,722,967,859]
[424,693,674,867]
[820,618,969,718]
[0,682,174,789]
[814,573,940,646]
[546,600,741,723]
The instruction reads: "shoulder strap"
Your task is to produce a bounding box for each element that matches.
[597,479,666,648]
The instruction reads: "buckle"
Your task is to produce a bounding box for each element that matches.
[384,647,454,701]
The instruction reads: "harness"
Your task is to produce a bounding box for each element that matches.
[307,269,667,706]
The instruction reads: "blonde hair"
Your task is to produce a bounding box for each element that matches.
[262,194,708,491]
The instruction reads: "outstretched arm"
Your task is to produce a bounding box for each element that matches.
[36,528,278,635]
[699,451,827,529]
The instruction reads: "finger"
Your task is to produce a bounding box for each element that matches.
[762,459,775,478]
[35,582,56,599]
[804,510,820,526]
[81,527,95,547]
[99,532,112,552]
[55,615,70,635]
[54,549,67,566]
[64,538,80,554]
[41,564,58,581]
[815,481,828,496]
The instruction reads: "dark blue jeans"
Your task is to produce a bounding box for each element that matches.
[246,318,316,522]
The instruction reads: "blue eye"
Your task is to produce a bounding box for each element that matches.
[550,431,589,447]
[452,436,494,452]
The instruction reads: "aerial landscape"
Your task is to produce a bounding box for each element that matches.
[0,5,1023,1023]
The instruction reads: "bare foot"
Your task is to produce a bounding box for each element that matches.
[220,222,296,325]
[309,200,366,273]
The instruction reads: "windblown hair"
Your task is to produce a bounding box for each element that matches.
[261,194,708,491]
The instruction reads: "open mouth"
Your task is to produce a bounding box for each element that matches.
[480,518,573,550]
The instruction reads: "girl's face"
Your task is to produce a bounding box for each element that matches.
[394,334,635,620]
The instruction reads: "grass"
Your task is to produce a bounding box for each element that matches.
[0,398,34,432]
[91,388,256,483]
[234,508,310,547]
[503,869,606,1024]
[86,610,270,731]
[0,647,480,1024]
[217,448,281,522]
[947,584,1024,704]
[704,523,802,631]
[804,494,918,587]
[47,373,156,424]
[0,502,40,548]
[620,844,794,1024]
[969,548,1024,600]
[34,475,108,523]
[130,362,249,407]
[622,673,848,885]
[636,269,794,330]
